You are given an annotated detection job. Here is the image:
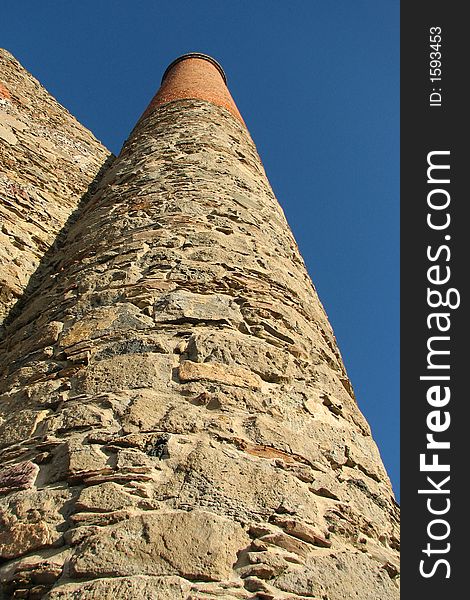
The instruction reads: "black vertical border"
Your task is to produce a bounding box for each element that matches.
[401,2,466,597]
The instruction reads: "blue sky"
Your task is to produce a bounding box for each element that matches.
[2,1,400,496]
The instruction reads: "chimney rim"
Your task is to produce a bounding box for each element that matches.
[161,53,227,86]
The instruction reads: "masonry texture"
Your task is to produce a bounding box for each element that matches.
[0,49,111,332]
[0,53,399,599]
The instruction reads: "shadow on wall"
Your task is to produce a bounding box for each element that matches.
[0,153,116,342]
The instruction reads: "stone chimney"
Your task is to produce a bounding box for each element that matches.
[0,53,399,599]
[0,49,112,332]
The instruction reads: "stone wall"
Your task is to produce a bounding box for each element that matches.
[0,55,399,599]
[0,49,111,331]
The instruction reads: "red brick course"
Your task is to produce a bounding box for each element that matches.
[142,55,245,126]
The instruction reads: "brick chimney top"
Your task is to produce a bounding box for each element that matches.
[142,53,244,125]
[161,53,227,85]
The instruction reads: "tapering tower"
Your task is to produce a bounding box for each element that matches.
[0,49,111,332]
[0,54,399,599]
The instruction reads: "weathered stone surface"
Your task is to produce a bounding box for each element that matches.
[44,575,191,600]
[0,54,399,598]
[154,289,244,326]
[179,359,263,389]
[186,329,295,383]
[269,515,331,547]
[274,550,399,599]
[121,390,176,432]
[0,49,111,330]
[0,460,39,495]
[0,408,50,446]
[75,481,141,512]
[78,353,177,394]
[155,438,320,523]
[47,437,112,483]
[0,549,70,599]
[70,511,249,580]
[0,488,73,559]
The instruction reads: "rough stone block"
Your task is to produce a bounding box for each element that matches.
[178,360,262,389]
[70,511,249,580]
[0,461,39,496]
